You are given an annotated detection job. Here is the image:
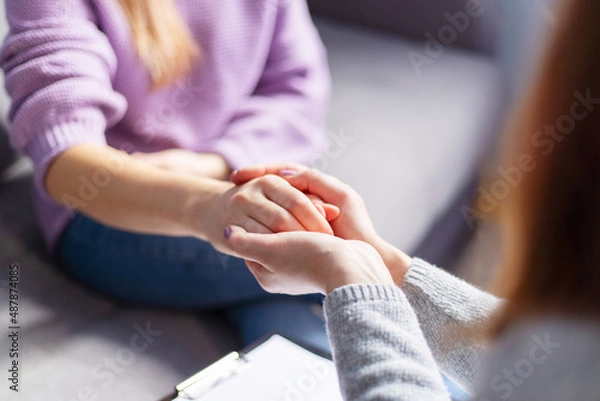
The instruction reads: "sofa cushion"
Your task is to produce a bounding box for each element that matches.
[319,18,500,254]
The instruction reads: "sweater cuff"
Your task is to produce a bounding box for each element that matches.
[325,283,406,311]
[403,257,502,322]
[24,111,108,204]
[403,257,472,296]
[403,258,439,287]
[403,257,491,299]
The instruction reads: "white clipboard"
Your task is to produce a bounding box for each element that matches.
[165,334,343,401]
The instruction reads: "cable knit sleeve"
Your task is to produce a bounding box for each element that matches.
[403,258,503,392]
[0,0,127,199]
[206,0,330,169]
[324,284,451,401]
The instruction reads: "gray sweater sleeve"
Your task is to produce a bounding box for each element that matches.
[324,284,451,401]
[402,258,502,391]
[323,260,599,400]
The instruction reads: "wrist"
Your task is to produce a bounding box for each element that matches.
[324,267,366,295]
[180,177,234,240]
[202,153,232,181]
[324,262,397,295]
[323,241,396,294]
[372,238,413,286]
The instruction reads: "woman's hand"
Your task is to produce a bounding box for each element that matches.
[199,175,335,252]
[131,149,231,180]
[225,226,394,295]
[232,164,377,241]
[231,163,413,284]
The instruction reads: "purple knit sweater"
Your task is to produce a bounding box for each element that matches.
[0,0,330,251]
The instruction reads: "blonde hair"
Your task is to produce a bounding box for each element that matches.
[116,0,200,89]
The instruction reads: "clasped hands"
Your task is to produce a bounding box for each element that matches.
[220,163,412,295]
[130,149,410,295]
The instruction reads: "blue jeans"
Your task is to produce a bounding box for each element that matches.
[57,214,330,352]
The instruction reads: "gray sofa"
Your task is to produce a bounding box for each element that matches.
[0,1,553,400]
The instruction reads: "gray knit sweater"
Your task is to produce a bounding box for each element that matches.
[323,258,600,400]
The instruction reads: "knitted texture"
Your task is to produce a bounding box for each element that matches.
[325,283,450,400]
[323,258,600,400]
[403,258,501,389]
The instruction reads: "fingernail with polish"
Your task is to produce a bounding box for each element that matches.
[224,226,232,240]
[279,169,298,177]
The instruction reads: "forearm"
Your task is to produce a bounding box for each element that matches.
[402,258,502,391]
[372,239,501,390]
[325,284,450,401]
[45,144,232,240]
[130,150,232,181]
[372,239,502,388]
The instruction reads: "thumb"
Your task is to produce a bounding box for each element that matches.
[224,226,280,264]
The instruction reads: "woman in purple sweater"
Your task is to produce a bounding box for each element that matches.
[0,0,335,349]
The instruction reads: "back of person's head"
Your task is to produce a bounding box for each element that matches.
[116,0,200,89]
[493,0,600,333]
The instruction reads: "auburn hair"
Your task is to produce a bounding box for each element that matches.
[116,0,200,89]
[491,0,600,333]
